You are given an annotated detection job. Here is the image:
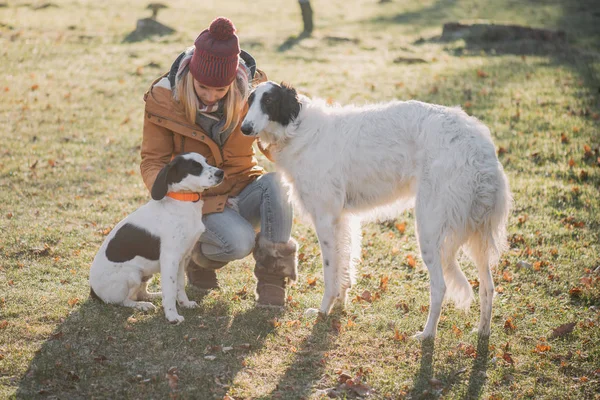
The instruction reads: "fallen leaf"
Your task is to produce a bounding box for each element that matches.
[502,351,515,365]
[534,343,551,353]
[452,325,463,337]
[569,287,582,297]
[307,276,317,286]
[379,275,389,291]
[235,286,248,299]
[331,318,342,333]
[550,322,576,338]
[504,318,516,331]
[396,301,409,313]
[360,290,372,302]
[165,369,179,390]
[67,298,79,307]
[394,328,407,342]
[0,320,8,329]
[395,221,406,234]
[405,254,416,268]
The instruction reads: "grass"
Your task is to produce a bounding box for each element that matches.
[1,0,599,398]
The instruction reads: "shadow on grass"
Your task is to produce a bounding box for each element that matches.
[410,335,490,399]
[277,32,312,52]
[258,314,338,399]
[16,291,283,398]
[464,335,490,399]
[367,0,458,29]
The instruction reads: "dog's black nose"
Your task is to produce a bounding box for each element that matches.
[241,124,253,136]
[214,169,224,179]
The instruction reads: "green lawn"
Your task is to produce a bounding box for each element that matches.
[1,0,599,398]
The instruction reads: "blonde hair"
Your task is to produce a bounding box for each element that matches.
[175,68,249,133]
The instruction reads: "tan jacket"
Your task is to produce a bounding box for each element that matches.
[140,71,270,214]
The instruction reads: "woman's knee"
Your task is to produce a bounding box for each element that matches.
[227,229,256,260]
[257,172,283,194]
[205,226,255,261]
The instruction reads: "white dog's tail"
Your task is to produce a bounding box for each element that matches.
[441,239,475,311]
[443,167,512,311]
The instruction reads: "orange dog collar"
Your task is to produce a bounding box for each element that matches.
[166,192,202,202]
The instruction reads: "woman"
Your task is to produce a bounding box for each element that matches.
[140,17,296,307]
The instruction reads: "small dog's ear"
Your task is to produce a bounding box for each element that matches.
[151,161,174,200]
[279,82,301,124]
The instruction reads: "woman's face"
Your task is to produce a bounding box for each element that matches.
[193,79,229,107]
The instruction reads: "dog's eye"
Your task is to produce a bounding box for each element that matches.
[264,97,272,105]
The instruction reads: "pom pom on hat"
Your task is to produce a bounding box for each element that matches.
[209,17,236,41]
[189,17,240,87]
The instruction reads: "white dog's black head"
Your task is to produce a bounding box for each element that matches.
[241,81,301,137]
[151,153,224,200]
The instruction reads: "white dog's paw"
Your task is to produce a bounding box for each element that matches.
[178,300,198,309]
[166,314,185,324]
[412,331,435,341]
[135,301,157,312]
[304,308,320,318]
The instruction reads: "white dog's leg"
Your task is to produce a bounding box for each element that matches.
[470,237,494,336]
[122,298,156,311]
[414,243,445,339]
[413,205,446,340]
[313,213,342,315]
[335,215,361,309]
[160,255,184,324]
[176,257,197,309]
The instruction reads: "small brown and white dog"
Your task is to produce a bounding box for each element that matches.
[89,153,223,324]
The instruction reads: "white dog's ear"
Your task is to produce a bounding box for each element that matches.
[151,161,174,200]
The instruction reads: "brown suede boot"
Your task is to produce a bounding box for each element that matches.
[186,243,226,290]
[253,235,298,307]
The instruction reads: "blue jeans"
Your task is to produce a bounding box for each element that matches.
[199,172,293,263]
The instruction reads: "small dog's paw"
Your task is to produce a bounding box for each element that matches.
[136,301,157,312]
[167,315,185,324]
[178,300,198,309]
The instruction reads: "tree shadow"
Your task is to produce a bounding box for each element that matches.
[277,31,312,52]
[366,0,458,29]
[16,291,282,398]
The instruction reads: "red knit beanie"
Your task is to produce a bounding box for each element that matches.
[189,17,240,87]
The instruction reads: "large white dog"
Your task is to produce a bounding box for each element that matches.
[89,153,223,324]
[241,81,511,339]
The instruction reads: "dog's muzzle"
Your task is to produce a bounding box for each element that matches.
[241,123,255,136]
